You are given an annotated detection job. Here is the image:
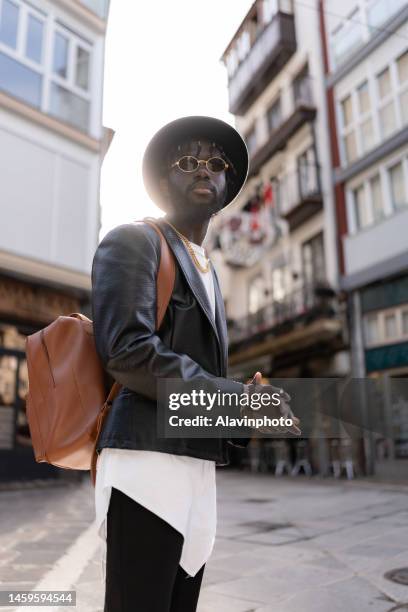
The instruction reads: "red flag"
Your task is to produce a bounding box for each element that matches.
[263,182,274,206]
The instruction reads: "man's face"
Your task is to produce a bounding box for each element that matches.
[162,138,228,221]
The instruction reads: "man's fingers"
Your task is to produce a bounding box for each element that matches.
[246,371,263,385]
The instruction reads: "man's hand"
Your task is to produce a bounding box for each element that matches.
[242,372,301,436]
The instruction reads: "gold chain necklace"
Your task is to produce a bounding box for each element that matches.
[164,220,211,273]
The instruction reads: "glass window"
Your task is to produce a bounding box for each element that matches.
[248,276,266,314]
[25,15,44,64]
[75,46,90,90]
[397,51,408,126]
[400,90,408,126]
[353,184,370,229]
[369,174,384,222]
[267,98,281,132]
[365,313,379,345]
[384,312,397,338]
[53,32,69,78]
[388,162,406,209]
[226,49,238,77]
[298,147,318,196]
[49,82,90,131]
[377,67,397,138]
[402,310,408,335]
[271,267,286,301]
[397,51,408,84]
[293,70,312,106]
[0,50,42,107]
[341,95,353,127]
[344,131,358,163]
[301,233,325,285]
[360,118,375,153]
[367,0,406,33]
[246,128,257,155]
[377,67,392,99]
[331,15,363,66]
[0,0,19,49]
[263,0,278,23]
[357,81,370,113]
[237,30,250,61]
[379,101,396,138]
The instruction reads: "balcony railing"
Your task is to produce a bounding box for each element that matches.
[228,282,336,346]
[228,11,296,115]
[275,163,323,230]
[249,77,316,176]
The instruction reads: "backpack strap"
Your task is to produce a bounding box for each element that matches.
[91,220,176,486]
[144,219,176,329]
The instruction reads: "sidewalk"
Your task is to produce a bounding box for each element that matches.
[1,471,408,611]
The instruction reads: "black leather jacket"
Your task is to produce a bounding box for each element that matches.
[91,218,250,465]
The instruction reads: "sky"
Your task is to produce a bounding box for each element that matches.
[100,0,252,238]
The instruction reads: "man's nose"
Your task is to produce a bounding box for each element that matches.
[195,161,211,178]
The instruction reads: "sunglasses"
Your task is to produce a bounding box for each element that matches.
[171,156,229,174]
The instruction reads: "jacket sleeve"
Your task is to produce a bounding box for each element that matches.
[91,223,245,404]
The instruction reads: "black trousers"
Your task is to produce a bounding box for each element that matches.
[104,487,205,612]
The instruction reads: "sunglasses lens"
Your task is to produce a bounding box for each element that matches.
[178,156,198,172]
[208,157,226,173]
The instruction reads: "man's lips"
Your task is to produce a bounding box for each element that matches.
[190,181,216,195]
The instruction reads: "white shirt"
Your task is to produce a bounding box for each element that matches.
[95,240,217,579]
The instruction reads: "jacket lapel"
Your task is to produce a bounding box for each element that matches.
[211,264,228,374]
[153,218,227,373]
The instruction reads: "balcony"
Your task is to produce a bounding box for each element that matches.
[227,282,341,365]
[276,164,323,231]
[249,78,316,177]
[228,12,297,116]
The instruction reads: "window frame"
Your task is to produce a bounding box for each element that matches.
[0,0,94,133]
[386,157,408,212]
[364,305,408,348]
[266,94,282,134]
[330,6,365,69]
[339,93,358,165]
[337,49,408,168]
[395,49,408,127]
[51,22,92,100]
[0,0,45,73]
[247,273,267,315]
[376,64,397,140]
[356,79,375,155]
[346,167,389,234]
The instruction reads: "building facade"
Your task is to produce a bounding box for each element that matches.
[320,0,408,477]
[0,0,111,480]
[208,0,352,476]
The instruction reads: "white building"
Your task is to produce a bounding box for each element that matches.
[206,0,349,475]
[0,0,111,480]
[321,0,408,476]
[210,0,345,381]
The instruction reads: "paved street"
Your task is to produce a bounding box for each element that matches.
[1,471,408,611]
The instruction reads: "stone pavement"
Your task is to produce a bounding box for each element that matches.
[1,472,408,611]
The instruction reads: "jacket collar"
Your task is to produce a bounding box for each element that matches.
[152,217,227,372]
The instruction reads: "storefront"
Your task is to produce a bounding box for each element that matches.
[0,274,84,482]
[361,273,408,479]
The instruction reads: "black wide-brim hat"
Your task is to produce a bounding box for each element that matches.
[142,115,249,211]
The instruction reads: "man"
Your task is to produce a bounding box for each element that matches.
[91,116,300,612]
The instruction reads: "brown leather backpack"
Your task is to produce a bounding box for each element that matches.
[25,220,175,487]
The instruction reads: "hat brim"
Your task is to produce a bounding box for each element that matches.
[142,116,249,211]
